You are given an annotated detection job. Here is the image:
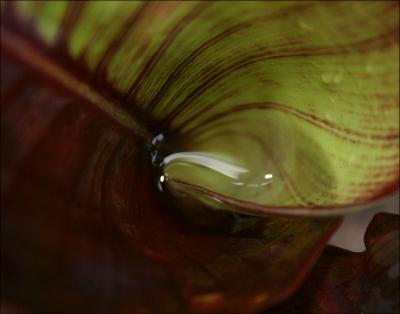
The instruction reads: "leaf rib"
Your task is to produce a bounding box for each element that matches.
[1,27,153,141]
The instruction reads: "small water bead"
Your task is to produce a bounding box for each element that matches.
[149,133,268,234]
[321,70,343,85]
[150,106,337,217]
[160,151,276,209]
[297,19,314,31]
[365,62,374,74]
[150,119,298,213]
[160,151,276,193]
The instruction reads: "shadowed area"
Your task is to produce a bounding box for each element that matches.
[1,1,399,313]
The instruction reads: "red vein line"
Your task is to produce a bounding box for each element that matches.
[167,179,399,217]
[162,27,398,125]
[54,1,86,48]
[127,2,212,100]
[94,2,151,80]
[1,27,152,140]
[146,3,314,112]
[182,102,398,145]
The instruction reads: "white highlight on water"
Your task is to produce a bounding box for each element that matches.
[162,152,249,179]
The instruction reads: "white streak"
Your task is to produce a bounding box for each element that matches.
[163,152,248,179]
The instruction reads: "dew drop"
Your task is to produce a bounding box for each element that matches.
[328,95,337,106]
[297,19,313,31]
[365,62,374,74]
[333,71,343,84]
[149,133,267,235]
[149,121,296,215]
[321,73,332,84]
[321,70,343,85]
[158,149,281,210]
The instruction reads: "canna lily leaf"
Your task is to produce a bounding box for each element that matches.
[1,53,340,312]
[269,213,399,313]
[0,1,398,313]
[2,1,399,216]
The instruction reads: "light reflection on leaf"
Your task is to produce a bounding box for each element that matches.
[1,1,399,313]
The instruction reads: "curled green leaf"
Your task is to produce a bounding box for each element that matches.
[1,1,399,313]
[2,1,399,215]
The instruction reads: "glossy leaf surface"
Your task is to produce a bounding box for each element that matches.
[270,213,399,313]
[1,55,340,313]
[2,1,399,215]
[0,1,399,313]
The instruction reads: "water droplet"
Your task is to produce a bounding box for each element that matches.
[321,73,332,84]
[321,70,343,85]
[298,19,313,31]
[333,71,343,84]
[149,111,335,217]
[365,62,374,73]
[324,112,332,121]
[149,129,294,212]
[328,95,337,105]
[158,150,280,208]
[150,134,267,234]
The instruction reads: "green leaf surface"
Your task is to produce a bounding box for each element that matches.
[1,2,399,312]
[5,1,398,214]
[1,56,340,312]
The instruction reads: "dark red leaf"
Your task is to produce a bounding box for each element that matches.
[269,213,399,313]
[2,2,398,313]
[1,55,340,312]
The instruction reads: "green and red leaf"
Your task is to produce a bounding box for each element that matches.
[2,1,398,214]
[1,1,399,313]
